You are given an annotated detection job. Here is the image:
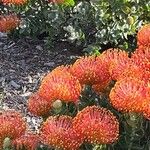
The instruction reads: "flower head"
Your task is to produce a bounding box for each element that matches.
[137,24,150,47]
[109,78,150,113]
[38,66,81,104]
[0,14,20,32]
[40,115,83,150]
[28,92,52,117]
[12,133,40,150]
[100,48,130,80]
[70,56,110,85]
[0,111,26,149]
[73,106,119,144]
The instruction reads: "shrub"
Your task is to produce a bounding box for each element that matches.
[0,0,150,52]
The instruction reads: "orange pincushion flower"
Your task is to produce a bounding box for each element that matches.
[12,133,40,150]
[0,14,20,32]
[70,56,110,85]
[40,116,83,150]
[38,66,82,104]
[100,48,130,80]
[73,106,119,144]
[137,24,150,47]
[28,92,52,117]
[109,78,150,113]
[0,111,26,149]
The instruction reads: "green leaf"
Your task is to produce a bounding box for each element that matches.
[64,0,75,6]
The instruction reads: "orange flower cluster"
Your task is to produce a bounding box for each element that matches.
[110,78,149,113]
[73,106,119,144]
[28,92,52,117]
[109,24,150,119]
[24,24,150,150]
[12,133,40,150]
[137,24,150,47]
[27,66,81,117]
[0,14,20,32]
[1,0,27,5]
[40,106,119,149]
[40,116,83,150]
[0,111,26,149]
[70,56,110,86]
[38,66,82,104]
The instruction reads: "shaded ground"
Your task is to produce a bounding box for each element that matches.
[0,33,82,132]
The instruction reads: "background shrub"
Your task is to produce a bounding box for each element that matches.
[1,0,150,52]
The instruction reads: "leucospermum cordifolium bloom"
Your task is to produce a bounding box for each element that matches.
[109,78,150,113]
[0,111,26,149]
[28,92,52,117]
[38,65,82,104]
[73,106,119,145]
[40,115,83,150]
[70,56,111,86]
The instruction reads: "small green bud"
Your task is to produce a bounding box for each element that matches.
[127,16,134,25]
[3,137,11,149]
[52,100,63,109]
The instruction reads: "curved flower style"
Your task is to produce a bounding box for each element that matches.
[38,66,82,104]
[12,133,40,150]
[73,106,119,144]
[0,14,20,32]
[28,92,52,117]
[0,111,26,149]
[109,78,150,113]
[70,56,110,85]
[40,116,83,150]
[100,48,130,80]
[137,24,150,47]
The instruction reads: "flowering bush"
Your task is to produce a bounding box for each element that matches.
[0,0,150,52]
[0,24,150,150]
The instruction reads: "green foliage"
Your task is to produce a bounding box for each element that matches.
[1,0,150,52]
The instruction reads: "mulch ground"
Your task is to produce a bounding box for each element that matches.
[0,33,82,132]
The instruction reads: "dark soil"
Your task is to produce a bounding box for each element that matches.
[0,33,82,132]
